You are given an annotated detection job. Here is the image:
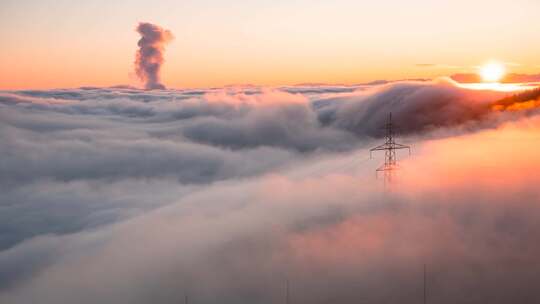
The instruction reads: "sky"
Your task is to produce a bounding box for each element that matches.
[2,2,540,303]
[1,0,540,89]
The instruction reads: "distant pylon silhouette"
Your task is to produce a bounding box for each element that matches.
[423,264,427,304]
[370,113,411,185]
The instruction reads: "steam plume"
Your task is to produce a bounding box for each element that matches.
[135,22,173,90]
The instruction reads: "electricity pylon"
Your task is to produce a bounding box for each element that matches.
[370,113,411,185]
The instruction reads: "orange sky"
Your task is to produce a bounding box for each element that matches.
[1,0,540,89]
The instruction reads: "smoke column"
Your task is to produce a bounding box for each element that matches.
[135,22,173,90]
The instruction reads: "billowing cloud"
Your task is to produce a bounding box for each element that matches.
[135,22,173,90]
[1,81,540,303]
[323,79,502,137]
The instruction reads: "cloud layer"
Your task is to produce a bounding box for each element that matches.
[1,81,540,303]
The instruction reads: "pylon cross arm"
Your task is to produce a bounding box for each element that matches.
[370,144,392,158]
[370,146,388,151]
[392,143,410,149]
[376,164,399,172]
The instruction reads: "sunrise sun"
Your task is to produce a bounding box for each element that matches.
[479,62,506,83]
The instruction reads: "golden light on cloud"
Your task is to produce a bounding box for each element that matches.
[479,62,506,83]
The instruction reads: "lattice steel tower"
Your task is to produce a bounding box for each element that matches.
[370,113,411,184]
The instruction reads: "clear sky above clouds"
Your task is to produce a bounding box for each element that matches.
[1,0,539,89]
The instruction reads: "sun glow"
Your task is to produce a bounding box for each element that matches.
[479,62,506,83]
[456,82,535,92]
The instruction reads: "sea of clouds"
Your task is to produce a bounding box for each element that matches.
[1,79,540,303]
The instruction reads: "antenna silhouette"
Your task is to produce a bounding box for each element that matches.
[370,113,411,185]
[423,264,427,304]
[285,279,290,304]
